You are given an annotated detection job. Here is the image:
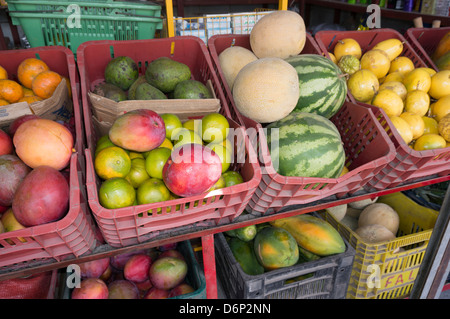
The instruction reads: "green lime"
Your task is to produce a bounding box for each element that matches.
[99,177,136,209]
[145,147,172,180]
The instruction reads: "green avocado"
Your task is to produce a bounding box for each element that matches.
[104,56,139,91]
[92,82,127,102]
[145,57,191,93]
[127,75,147,100]
[135,82,167,100]
[173,79,213,99]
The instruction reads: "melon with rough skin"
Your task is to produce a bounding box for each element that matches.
[250,10,306,59]
[232,57,299,123]
[218,46,258,89]
[358,203,400,235]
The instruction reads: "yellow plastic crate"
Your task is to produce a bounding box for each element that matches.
[321,191,438,299]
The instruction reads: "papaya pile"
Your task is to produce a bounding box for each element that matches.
[432,31,450,71]
[0,58,70,106]
[225,213,346,277]
[329,37,450,150]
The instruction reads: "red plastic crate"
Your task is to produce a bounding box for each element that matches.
[0,46,84,159]
[0,153,97,269]
[364,104,450,190]
[314,28,429,103]
[207,32,324,126]
[77,37,261,247]
[245,101,396,214]
[207,34,396,214]
[404,27,450,71]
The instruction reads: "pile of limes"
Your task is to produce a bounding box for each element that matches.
[330,37,450,151]
[94,112,244,210]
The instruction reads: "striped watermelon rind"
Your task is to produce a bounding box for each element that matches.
[266,112,345,178]
[285,54,347,119]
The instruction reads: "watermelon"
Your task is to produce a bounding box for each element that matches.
[285,54,347,119]
[266,112,345,178]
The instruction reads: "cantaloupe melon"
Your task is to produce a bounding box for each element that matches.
[358,203,400,235]
[232,57,299,123]
[250,10,306,59]
[325,204,347,221]
[355,224,396,243]
[218,46,258,89]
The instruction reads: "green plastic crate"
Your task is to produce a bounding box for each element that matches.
[7,0,163,57]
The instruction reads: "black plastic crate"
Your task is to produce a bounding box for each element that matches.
[215,216,355,299]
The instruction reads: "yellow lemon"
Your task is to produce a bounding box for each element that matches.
[372,89,404,117]
[379,81,407,100]
[328,52,337,64]
[403,68,431,92]
[404,90,430,116]
[384,71,404,83]
[360,49,391,79]
[430,95,450,122]
[422,116,439,135]
[438,113,450,142]
[373,38,403,61]
[389,56,415,76]
[333,38,362,61]
[428,70,450,100]
[416,67,437,76]
[400,111,425,140]
[390,116,413,144]
[348,69,379,103]
[413,133,447,151]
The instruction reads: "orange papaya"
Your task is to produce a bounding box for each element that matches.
[435,51,450,71]
[253,226,299,270]
[432,31,450,62]
[270,214,345,256]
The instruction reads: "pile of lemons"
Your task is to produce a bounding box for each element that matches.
[329,38,450,151]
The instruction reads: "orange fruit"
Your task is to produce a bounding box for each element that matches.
[0,79,24,103]
[31,70,62,99]
[422,116,439,135]
[145,147,171,180]
[208,143,232,173]
[17,95,43,104]
[428,70,450,100]
[95,135,116,157]
[22,87,34,97]
[430,95,450,122]
[333,38,362,61]
[159,137,173,150]
[403,68,431,93]
[339,166,349,176]
[172,128,203,148]
[371,89,404,117]
[0,99,9,106]
[208,175,226,191]
[161,113,182,140]
[98,177,136,209]
[126,158,150,188]
[404,90,430,117]
[389,56,415,76]
[400,112,425,140]
[129,152,144,160]
[222,170,244,187]
[413,134,447,151]
[94,146,131,180]
[360,49,391,79]
[17,58,50,89]
[136,178,170,206]
[182,118,202,136]
[390,116,413,144]
[0,65,8,80]
[201,113,230,143]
